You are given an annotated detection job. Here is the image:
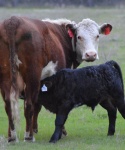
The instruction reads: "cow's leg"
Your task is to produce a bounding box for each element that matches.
[1,88,18,142]
[24,97,35,142]
[100,100,117,136]
[32,103,42,133]
[5,100,18,142]
[49,114,68,143]
[24,79,40,142]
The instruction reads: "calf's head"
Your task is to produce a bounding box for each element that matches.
[66,18,112,62]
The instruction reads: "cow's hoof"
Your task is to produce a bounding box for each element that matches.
[8,137,19,143]
[24,132,35,142]
[24,136,35,142]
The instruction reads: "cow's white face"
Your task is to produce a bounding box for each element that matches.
[76,20,100,62]
[67,19,112,62]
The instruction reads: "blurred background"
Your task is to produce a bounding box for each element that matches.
[0,0,124,8]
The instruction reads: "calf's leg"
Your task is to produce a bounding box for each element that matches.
[110,85,125,119]
[49,114,68,143]
[100,100,117,136]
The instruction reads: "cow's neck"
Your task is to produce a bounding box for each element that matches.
[70,36,80,68]
[71,51,80,69]
[71,34,77,52]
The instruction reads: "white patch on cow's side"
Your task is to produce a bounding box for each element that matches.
[74,18,100,62]
[11,130,19,142]
[15,54,22,68]
[42,18,72,26]
[41,61,58,80]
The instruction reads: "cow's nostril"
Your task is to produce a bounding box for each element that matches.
[86,53,90,57]
[86,52,97,58]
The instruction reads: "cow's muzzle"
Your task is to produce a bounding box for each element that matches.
[84,51,97,62]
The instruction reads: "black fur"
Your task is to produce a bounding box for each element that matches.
[39,60,124,112]
[37,60,125,143]
[21,60,125,143]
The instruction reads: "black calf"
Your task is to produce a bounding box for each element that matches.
[18,60,124,142]
[37,60,125,143]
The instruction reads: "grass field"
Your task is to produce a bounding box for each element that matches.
[0,6,125,150]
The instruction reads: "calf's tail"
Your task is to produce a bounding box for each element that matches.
[107,60,124,96]
[107,60,125,118]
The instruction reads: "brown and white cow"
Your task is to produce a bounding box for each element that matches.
[0,16,112,142]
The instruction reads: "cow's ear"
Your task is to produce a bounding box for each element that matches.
[100,23,112,35]
[66,23,76,38]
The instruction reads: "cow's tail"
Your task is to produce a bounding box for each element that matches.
[4,16,20,127]
[107,60,124,95]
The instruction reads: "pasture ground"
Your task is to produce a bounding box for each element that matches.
[0,6,125,150]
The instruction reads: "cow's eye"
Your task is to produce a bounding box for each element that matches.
[78,36,82,40]
[96,35,99,39]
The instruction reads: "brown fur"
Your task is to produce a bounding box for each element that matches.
[0,16,78,142]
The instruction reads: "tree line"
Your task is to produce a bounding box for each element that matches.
[0,0,124,7]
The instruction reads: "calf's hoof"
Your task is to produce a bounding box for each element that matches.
[49,135,59,143]
[107,133,114,136]
[107,131,115,136]
[49,138,58,143]
[49,133,61,143]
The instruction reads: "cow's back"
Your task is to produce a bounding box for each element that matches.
[2,16,69,80]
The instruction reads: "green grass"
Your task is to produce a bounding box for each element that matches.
[1,99,125,150]
[0,6,125,150]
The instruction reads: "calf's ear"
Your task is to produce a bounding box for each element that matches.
[100,23,112,35]
[66,23,77,38]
